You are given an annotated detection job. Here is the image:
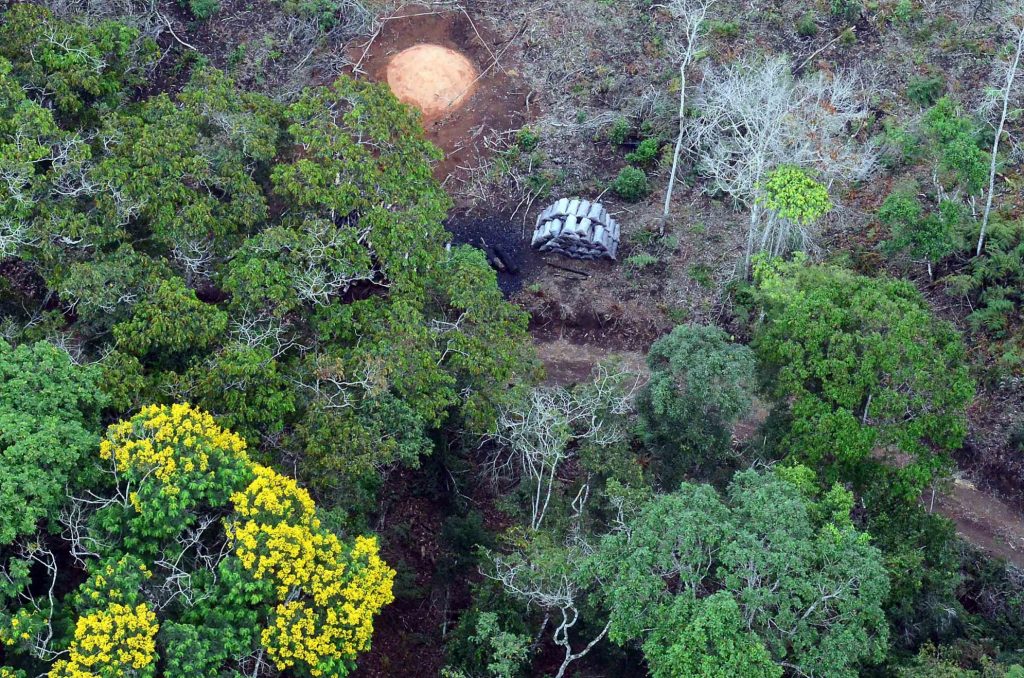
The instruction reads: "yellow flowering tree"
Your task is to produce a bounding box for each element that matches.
[227,466,394,675]
[50,603,159,678]
[0,404,394,677]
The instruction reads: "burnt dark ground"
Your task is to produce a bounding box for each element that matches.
[445,211,543,296]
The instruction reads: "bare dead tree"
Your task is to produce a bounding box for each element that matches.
[488,365,640,530]
[660,0,717,235]
[486,487,610,678]
[978,1,1024,255]
[686,56,877,268]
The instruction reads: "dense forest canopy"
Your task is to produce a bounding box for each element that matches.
[1,0,1024,676]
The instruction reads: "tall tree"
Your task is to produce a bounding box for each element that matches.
[0,340,106,544]
[588,468,890,678]
[0,404,394,677]
[637,324,755,486]
[752,257,974,497]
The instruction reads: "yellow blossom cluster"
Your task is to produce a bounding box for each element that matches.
[99,403,249,500]
[50,603,158,678]
[0,610,30,647]
[226,465,395,675]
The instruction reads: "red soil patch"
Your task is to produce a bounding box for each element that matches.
[386,44,478,122]
[351,5,532,184]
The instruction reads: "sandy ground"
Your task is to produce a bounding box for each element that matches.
[934,479,1024,569]
[385,44,477,122]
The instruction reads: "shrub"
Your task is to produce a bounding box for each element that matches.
[624,252,659,272]
[607,117,631,145]
[181,0,219,19]
[707,20,741,38]
[879,189,960,274]
[797,13,819,37]
[515,126,540,152]
[830,0,862,21]
[611,166,650,201]
[907,74,945,107]
[625,137,661,166]
[757,165,833,225]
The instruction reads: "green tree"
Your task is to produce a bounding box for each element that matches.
[272,76,450,288]
[923,97,988,196]
[643,593,781,678]
[589,468,890,678]
[0,5,156,120]
[879,188,961,278]
[0,340,106,544]
[113,277,228,365]
[636,324,756,486]
[752,257,974,497]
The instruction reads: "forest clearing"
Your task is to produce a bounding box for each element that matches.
[1,0,1024,676]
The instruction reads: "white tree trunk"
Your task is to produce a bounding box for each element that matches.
[662,62,689,235]
[978,26,1024,256]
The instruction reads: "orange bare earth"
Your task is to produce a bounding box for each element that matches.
[385,44,478,122]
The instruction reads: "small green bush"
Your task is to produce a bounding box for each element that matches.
[611,166,650,201]
[830,0,862,21]
[797,13,819,37]
[707,20,741,38]
[182,0,219,19]
[907,75,945,107]
[893,0,915,23]
[515,127,540,152]
[625,138,661,166]
[757,166,833,225]
[607,117,631,145]
[624,252,659,271]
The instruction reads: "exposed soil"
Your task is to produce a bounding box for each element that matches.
[535,338,646,387]
[351,5,533,185]
[385,44,478,122]
[934,479,1024,570]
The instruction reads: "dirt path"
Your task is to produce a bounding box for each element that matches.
[933,478,1024,569]
[534,338,646,386]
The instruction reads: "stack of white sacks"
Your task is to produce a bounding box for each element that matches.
[531,198,620,261]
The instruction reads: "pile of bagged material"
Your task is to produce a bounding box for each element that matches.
[531,198,620,261]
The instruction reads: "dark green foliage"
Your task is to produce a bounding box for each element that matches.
[896,647,1024,676]
[861,477,964,650]
[180,0,220,19]
[907,75,946,108]
[113,278,228,364]
[752,258,974,497]
[924,97,987,195]
[0,11,536,523]
[589,468,890,678]
[0,5,156,119]
[797,13,819,37]
[607,117,632,145]
[444,584,534,678]
[879,188,961,272]
[625,138,661,166]
[637,324,755,487]
[962,217,1024,352]
[0,340,106,544]
[611,166,650,201]
[830,0,862,21]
